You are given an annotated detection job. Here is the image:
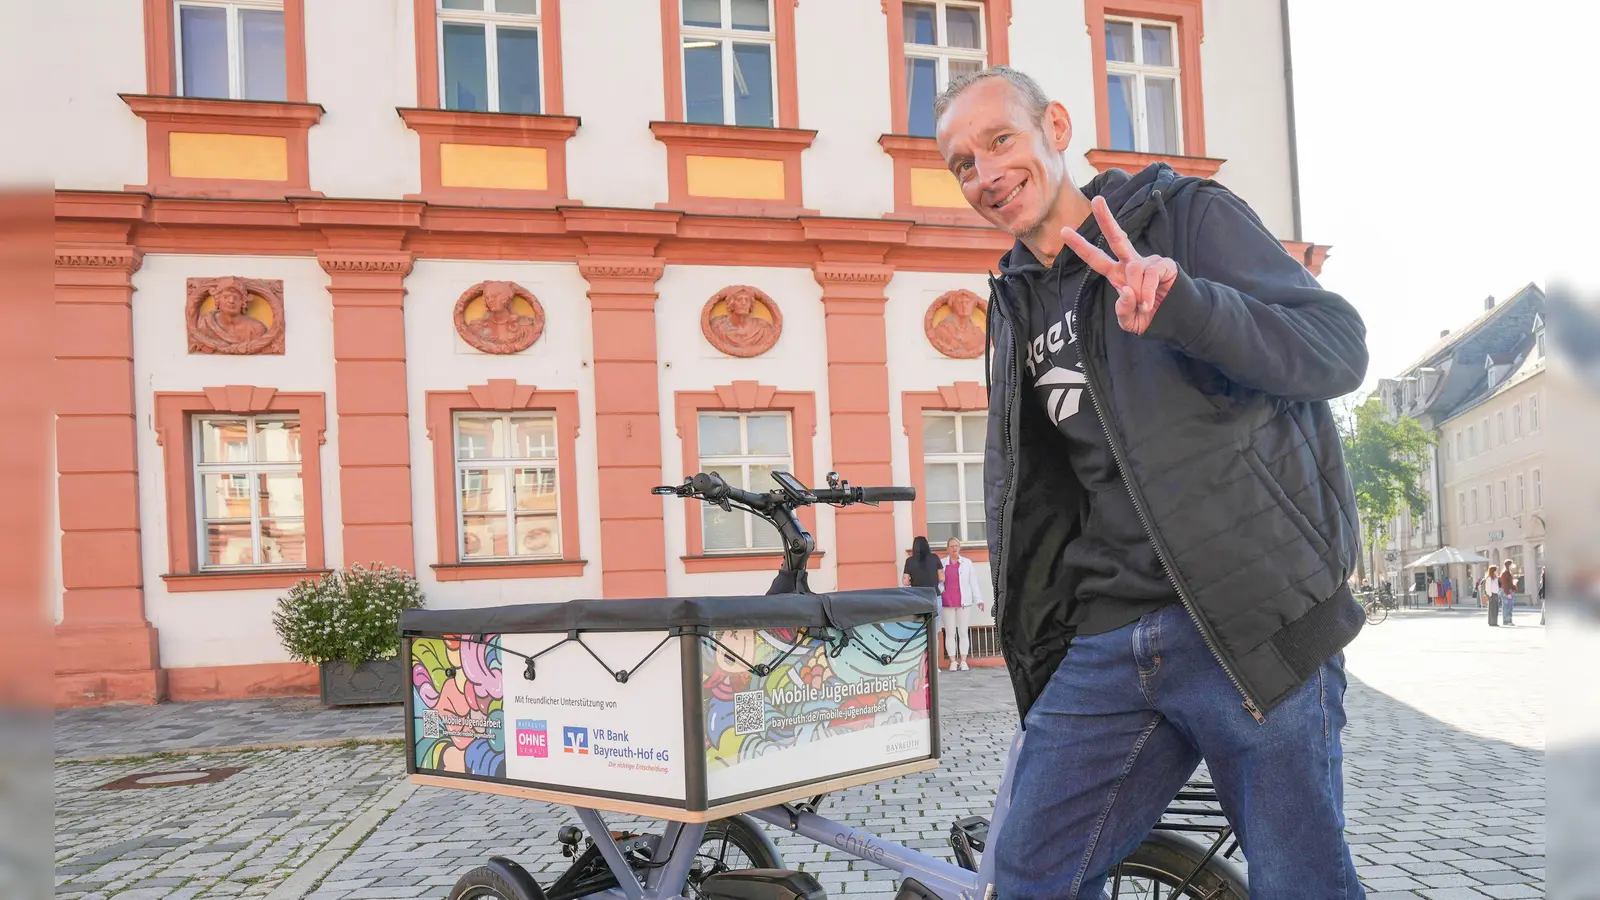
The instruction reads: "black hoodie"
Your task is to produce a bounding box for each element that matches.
[999,171,1177,635]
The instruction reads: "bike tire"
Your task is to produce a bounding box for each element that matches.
[1112,830,1249,899]
[449,865,546,900]
[1365,603,1388,625]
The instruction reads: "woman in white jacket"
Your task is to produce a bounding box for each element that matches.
[939,538,986,670]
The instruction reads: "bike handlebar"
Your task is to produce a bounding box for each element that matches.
[657,472,915,509]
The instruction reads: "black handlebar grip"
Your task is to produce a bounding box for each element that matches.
[858,486,916,502]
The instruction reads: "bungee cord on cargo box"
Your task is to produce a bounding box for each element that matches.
[423,619,930,685]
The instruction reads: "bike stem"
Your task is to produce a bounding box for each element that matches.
[770,504,815,594]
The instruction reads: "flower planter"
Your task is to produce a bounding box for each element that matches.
[319,657,405,707]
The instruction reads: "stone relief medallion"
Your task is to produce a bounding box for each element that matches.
[186,276,286,355]
[453,280,546,354]
[701,285,783,358]
[925,289,988,359]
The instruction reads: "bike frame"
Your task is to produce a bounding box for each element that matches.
[523,475,1239,900]
[558,728,1024,900]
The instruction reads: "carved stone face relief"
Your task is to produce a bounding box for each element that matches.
[701,285,782,358]
[925,289,988,359]
[186,277,285,355]
[453,280,546,354]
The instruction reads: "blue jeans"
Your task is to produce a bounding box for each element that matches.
[1501,594,1514,624]
[995,603,1363,899]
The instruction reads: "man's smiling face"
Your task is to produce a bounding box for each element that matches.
[935,77,1073,239]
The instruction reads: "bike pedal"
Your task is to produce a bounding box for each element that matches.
[955,815,989,852]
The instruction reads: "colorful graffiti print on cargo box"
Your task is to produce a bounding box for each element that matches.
[702,621,931,769]
[412,635,506,778]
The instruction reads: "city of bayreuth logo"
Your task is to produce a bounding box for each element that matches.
[1037,367,1087,425]
[562,726,590,755]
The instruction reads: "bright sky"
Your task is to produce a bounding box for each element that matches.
[1288,1,1592,396]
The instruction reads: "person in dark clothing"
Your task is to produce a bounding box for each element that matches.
[902,536,944,590]
[934,67,1369,899]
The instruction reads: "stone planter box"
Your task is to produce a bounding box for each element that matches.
[319,657,405,706]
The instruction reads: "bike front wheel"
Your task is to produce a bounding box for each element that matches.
[1108,831,1249,899]
[1365,602,1388,625]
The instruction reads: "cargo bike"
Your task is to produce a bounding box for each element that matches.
[402,471,1249,900]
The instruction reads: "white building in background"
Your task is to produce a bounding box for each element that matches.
[1376,284,1546,603]
[53,0,1324,706]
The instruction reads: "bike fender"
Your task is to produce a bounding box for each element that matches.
[1137,830,1248,889]
[728,813,786,869]
[486,856,549,900]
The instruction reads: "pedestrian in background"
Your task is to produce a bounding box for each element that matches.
[902,536,943,590]
[1483,564,1502,626]
[940,538,985,671]
[1499,559,1517,626]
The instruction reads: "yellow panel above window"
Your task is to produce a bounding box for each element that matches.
[440,143,549,190]
[908,167,968,208]
[685,155,786,200]
[168,133,289,181]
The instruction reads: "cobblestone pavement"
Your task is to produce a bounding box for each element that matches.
[55,745,402,899]
[56,697,397,762]
[56,609,1545,899]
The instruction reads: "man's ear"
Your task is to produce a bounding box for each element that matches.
[1047,101,1073,152]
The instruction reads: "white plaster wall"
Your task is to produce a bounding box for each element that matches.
[561,1,670,208]
[1010,0,1104,187]
[50,0,147,191]
[654,265,835,598]
[305,0,421,199]
[795,0,895,218]
[132,255,340,669]
[884,271,993,622]
[1200,0,1295,237]
[404,260,604,607]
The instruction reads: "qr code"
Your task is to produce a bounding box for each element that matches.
[422,710,444,739]
[733,690,766,735]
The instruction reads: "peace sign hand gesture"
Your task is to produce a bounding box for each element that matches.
[1061,195,1181,335]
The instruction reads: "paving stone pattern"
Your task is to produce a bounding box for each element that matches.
[56,697,398,762]
[55,745,401,899]
[56,609,1544,899]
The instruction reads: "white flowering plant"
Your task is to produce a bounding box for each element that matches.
[272,563,425,666]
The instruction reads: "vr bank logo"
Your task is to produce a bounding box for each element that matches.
[562,726,590,755]
[515,719,548,758]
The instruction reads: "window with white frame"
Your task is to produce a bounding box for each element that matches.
[922,411,986,545]
[1104,16,1181,154]
[176,0,287,101]
[1484,482,1493,519]
[1481,418,1489,449]
[1529,393,1540,430]
[681,0,777,128]
[1533,468,1542,508]
[1517,473,1526,513]
[1512,403,1522,438]
[1470,489,1479,523]
[1458,491,1466,525]
[902,1,986,138]
[698,411,790,552]
[438,0,544,114]
[454,412,562,561]
[1467,426,1477,457]
[1497,411,1506,444]
[194,415,305,568]
[1455,429,1464,460]
[1500,480,1508,520]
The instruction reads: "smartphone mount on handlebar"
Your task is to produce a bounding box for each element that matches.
[653,471,915,595]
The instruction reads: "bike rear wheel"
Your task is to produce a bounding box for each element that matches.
[1365,602,1388,625]
[1107,831,1249,899]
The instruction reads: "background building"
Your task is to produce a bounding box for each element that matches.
[1375,284,1546,603]
[54,0,1324,706]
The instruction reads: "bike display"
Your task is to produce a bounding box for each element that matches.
[433,471,1249,900]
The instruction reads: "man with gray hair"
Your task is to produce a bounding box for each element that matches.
[936,67,1369,898]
